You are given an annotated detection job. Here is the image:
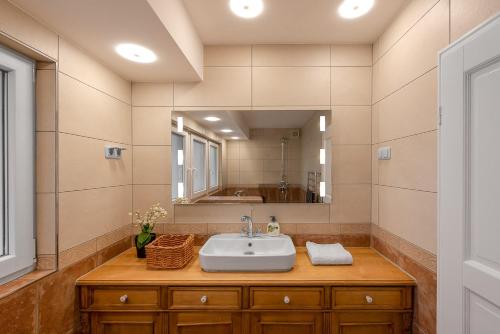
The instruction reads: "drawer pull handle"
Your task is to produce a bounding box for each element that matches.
[119,294,128,303]
[200,295,208,304]
[365,295,373,304]
[283,296,290,304]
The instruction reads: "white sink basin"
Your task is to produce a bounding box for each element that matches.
[199,234,296,272]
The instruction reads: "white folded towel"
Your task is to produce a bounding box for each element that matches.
[306,241,353,265]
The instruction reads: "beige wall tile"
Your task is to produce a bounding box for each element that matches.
[207,223,243,234]
[37,193,56,255]
[373,0,441,61]
[399,237,437,272]
[36,69,56,131]
[239,171,263,185]
[204,46,251,66]
[36,132,56,193]
[132,107,172,145]
[331,45,372,66]
[58,239,97,269]
[332,106,371,144]
[96,225,132,251]
[58,185,132,251]
[174,67,251,107]
[371,185,379,226]
[132,83,173,107]
[331,184,371,223]
[376,69,437,143]
[372,0,449,102]
[0,1,58,60]
[378,185,437,254]
[133,146,171,185]
[252,67,330,106]
[252,204,330,224]
[173,204,251,224]
[133,185,172,223]
[59,39,131,104]
[332,67,372,105]
[59,73,132,144]
[378,131,437,192]
[450,0,500,41]
[164,223,208,234]
[372,145,379,185]
[296,223,340,235]
[340,223,371,234]
[252,45,330,66]
[59,134,132,192]
[332,145,371,184]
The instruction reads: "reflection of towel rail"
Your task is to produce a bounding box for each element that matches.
[307,172,321,203]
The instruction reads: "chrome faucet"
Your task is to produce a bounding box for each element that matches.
[240,215,254,238]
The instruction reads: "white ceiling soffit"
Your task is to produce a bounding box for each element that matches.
[182,0,407,44]
[10,0,203,82]
[240,110,318,129]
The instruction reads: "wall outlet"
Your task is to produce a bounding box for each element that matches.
[377,146,391,160]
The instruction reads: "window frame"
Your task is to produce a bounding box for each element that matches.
[0,45,36,283]
[208,142,220,191]
[190,134,208,200]
[171,131,187,201]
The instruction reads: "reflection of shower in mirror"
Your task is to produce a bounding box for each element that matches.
[279,136,289,201]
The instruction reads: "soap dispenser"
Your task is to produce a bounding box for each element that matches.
[267,216,280,236]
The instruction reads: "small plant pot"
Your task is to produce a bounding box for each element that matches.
[135,233,156,258]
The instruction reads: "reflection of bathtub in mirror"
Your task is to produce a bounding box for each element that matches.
[195,185,309,204]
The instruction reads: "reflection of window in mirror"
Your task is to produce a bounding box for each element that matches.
[172,109,331,205]
[171,120,221,203]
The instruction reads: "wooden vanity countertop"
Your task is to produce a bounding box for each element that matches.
[77,247,415,286]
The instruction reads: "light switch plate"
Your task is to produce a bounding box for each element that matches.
[377,146,391,160]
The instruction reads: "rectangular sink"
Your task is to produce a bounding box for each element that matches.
[199,234,296,272]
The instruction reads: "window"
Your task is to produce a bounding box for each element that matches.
[171,132,185,200]
[171,129,221,202]
[191,136,207,195]
[0,46,35,283]
[209,143,219,189]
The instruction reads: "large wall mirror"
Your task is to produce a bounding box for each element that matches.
[172,109,331,205]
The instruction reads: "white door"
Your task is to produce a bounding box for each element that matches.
[439,13,500,334]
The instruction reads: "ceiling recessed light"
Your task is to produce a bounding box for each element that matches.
[338,0,374,19]
[229,0,263,19]
[115,43,157,63]
[221,129,233,133]
[231,136,240,140]
[204,116,221,122]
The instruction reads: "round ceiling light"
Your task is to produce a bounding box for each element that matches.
[221,129,233,133]
[204,116,221,122]
[115,43,157,63]
[338,0,374,19]
[231,136,240,140]
[229,0,264,19]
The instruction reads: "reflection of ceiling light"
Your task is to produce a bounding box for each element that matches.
[221,129,233,133]
[115,43,157,63]
[204,116,221,122]
[229,0,264,19]
[338,0,374,19]
[231,136,240,140]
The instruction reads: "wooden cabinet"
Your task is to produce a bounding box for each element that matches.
[169,312,242,334]
[90,312,164,334]
[80,285,413,334]
[250,312,323,334]
[332,311,408,334]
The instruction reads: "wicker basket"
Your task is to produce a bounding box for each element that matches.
[145,234,194,269]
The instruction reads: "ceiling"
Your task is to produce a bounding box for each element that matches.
[10,0,203,82]
[10,0,407,82]
[182,109,319,141]
[182,0,407,44]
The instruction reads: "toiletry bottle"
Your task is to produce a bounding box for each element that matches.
[267,216,280,236]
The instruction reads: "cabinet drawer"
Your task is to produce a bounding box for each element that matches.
[250,287,324,310]
[168,287,242,309]
[90,287,161,309]
[332,287,411,310]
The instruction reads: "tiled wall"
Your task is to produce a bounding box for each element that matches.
[226,128,303,187]
[371,1,500,333]
[133,44,373,238]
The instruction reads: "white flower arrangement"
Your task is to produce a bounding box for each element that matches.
[134,202,168,249]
